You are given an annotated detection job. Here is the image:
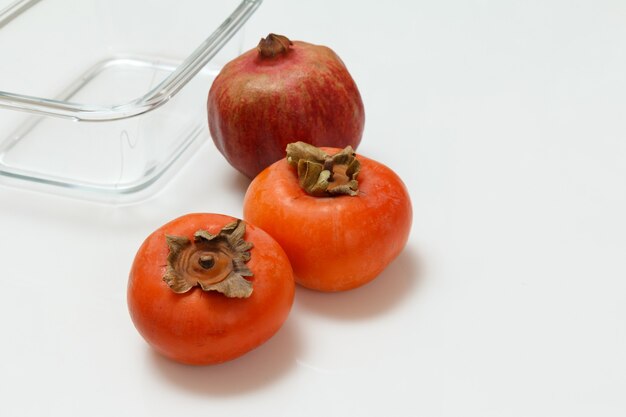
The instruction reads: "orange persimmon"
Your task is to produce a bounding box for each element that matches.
[243,142,412,291]
[127,213,294,365]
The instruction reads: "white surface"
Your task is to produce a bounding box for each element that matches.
[2,0,626,416]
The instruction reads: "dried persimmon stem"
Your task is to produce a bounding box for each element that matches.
[163,220,254,298]
[285,141,360,197]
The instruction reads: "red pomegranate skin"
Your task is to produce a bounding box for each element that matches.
[207,38,365,179]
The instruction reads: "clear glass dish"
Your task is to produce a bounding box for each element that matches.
[0,0,261,202]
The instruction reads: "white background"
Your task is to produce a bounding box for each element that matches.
[1,0,626,416]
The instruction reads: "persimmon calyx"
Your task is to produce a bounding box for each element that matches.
[163,220,254,298]
[286,141,360,197]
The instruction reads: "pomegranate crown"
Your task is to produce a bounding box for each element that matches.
[257,33,293,58]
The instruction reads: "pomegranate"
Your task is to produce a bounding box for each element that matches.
[207,33,365,178]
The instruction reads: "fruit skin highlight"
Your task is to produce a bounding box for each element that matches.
[243,143,412,292]
[127,213,295,365]
[208,33,365,179]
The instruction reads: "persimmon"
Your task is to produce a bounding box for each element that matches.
[127,213,294,365]
[243,142,412,291]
